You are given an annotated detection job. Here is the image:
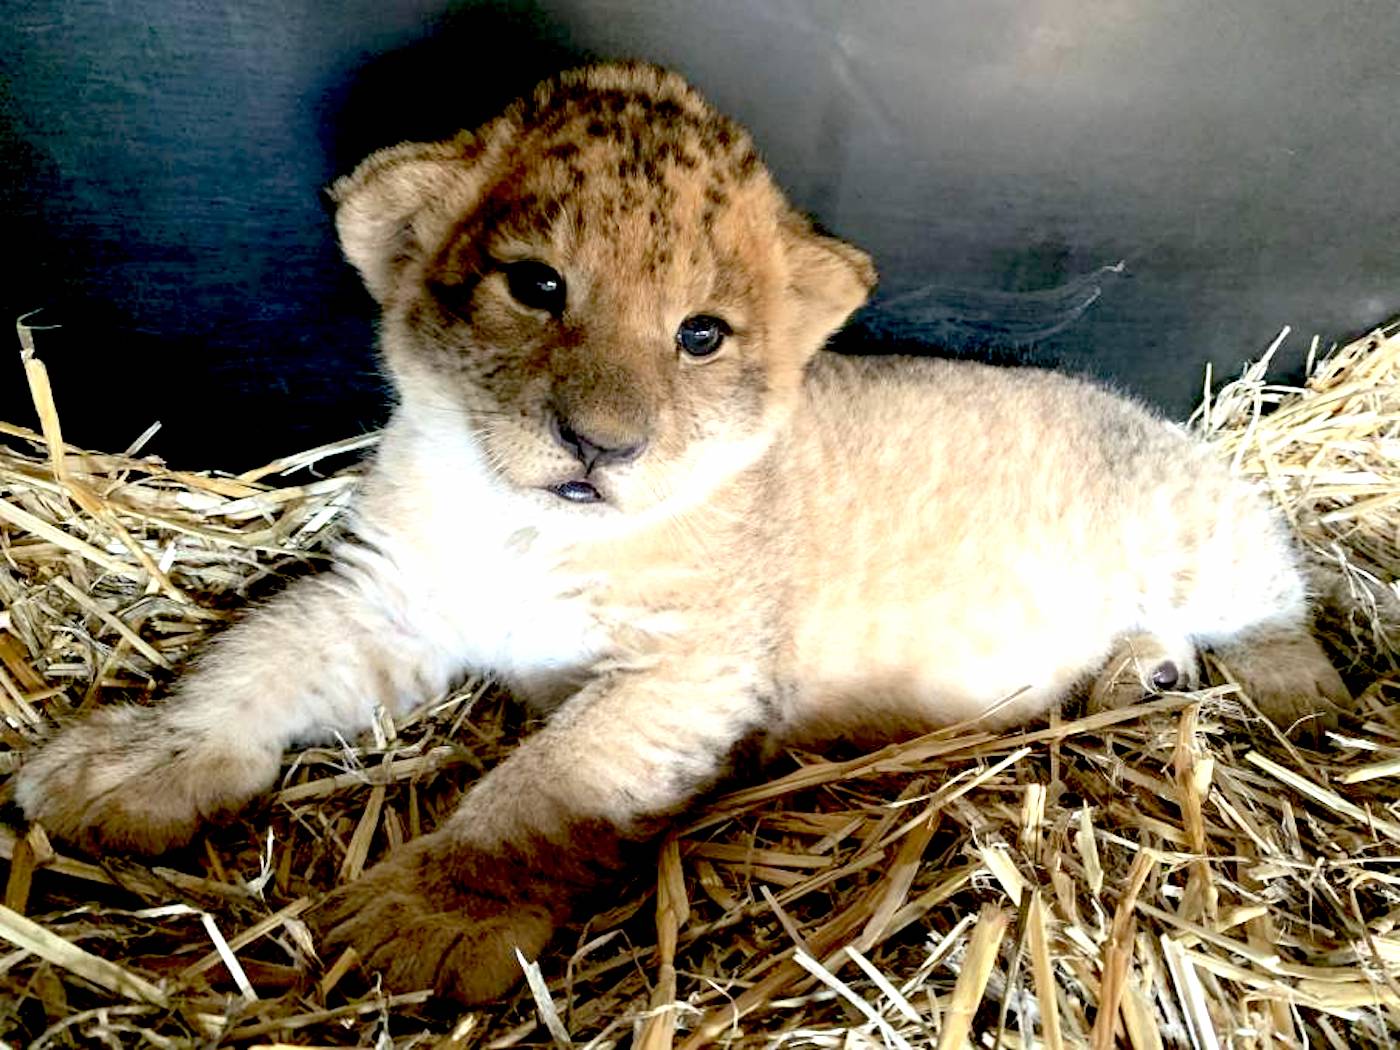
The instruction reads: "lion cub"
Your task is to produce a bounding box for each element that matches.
[17,62,1347,1002]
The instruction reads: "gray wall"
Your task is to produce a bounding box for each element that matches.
[4,0,1397,466]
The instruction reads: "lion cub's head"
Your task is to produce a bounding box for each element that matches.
[332,62,874,520]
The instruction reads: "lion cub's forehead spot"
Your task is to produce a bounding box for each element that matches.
[519,66,762,183]
[487,71,781,282]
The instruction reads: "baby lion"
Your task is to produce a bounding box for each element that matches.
[17,62,1347,1001]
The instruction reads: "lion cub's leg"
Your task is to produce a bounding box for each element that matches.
[1207,624,1349,742]
[1090,621,1349,744]
[1089,624,1351,743]
[16,569,464,852]
[1088,631,1200,713]
[320,655,764,1003]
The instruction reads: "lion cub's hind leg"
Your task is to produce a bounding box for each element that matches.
[1088,631,1200,715]
[1207,625,1350,744]
[1088,626,1351,745]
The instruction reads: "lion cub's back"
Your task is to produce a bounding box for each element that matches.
[780,354,1298,732]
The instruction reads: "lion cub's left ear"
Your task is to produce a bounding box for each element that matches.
[329,121,513,305]
[781,215,877,352]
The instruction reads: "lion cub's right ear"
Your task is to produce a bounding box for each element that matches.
[329,125,512,304]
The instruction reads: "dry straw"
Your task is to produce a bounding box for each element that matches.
[1,318,1398,1047]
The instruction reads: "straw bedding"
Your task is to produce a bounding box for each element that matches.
[1,320,1397,1048]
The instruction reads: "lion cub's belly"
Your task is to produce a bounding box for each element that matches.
[787,569,1132,741]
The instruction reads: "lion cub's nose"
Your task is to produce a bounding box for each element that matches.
[551,414,647,471]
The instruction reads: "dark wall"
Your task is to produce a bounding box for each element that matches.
[4,0,1398,468]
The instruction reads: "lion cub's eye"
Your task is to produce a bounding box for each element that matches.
[505,261,566,315]
[677,315,731,358]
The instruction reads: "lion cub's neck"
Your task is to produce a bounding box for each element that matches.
[352,408,775,704]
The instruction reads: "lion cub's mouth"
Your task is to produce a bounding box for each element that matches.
[548,480,604,504]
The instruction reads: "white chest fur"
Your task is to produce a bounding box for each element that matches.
[349,417,606,701]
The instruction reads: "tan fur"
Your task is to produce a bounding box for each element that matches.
[16,62,1348,1001]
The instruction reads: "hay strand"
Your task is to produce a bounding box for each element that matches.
[0,903,167,1005]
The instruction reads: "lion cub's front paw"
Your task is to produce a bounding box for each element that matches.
[319,836,557,1003]
[15,705,280,853]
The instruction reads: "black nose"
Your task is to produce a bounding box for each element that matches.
[551,414,647,470]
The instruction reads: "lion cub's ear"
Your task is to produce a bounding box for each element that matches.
[781,216,877,353]
[329,125,512,304]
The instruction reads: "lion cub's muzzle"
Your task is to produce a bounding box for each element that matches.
[545,409,650,505]
[550,411,648,471]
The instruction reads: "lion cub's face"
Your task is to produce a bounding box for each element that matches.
[333,64,874,520]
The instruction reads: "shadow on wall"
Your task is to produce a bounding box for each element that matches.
[318,2,584,181]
